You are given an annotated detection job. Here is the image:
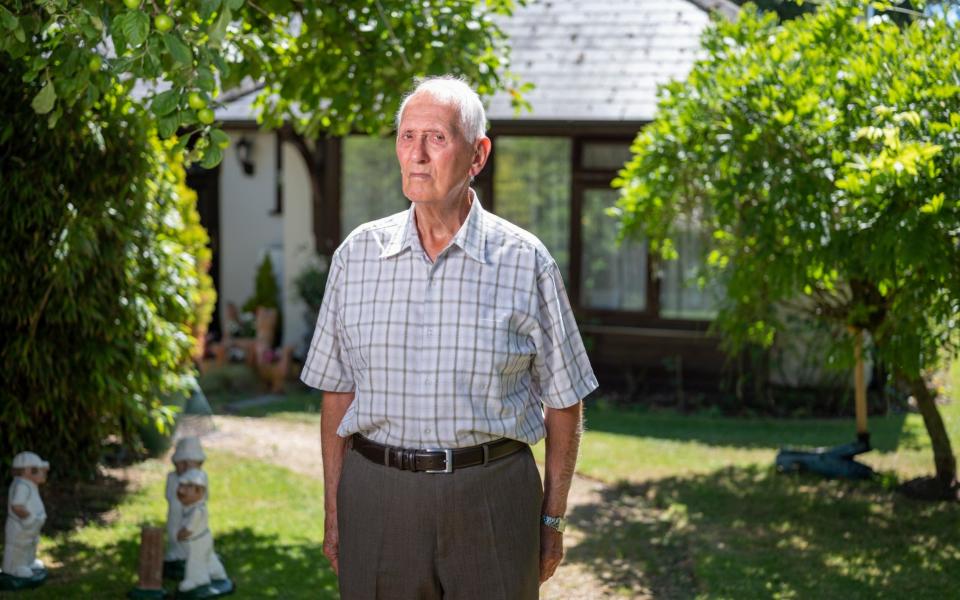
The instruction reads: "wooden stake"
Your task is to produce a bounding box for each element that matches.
[136,526,164,591]
[854,328,868,436]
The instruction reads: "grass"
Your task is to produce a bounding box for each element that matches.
[27,451,336,599]
[222,365,960,598]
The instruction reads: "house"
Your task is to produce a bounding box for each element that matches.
[195,0,742,389]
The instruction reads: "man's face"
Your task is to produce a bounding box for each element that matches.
[177,483,205,506]
[396,95,486,206]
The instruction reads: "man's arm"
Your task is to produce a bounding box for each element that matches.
[321,390,355,576]
[539,400,583,584]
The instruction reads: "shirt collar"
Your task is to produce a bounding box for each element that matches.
[379,189,487,264]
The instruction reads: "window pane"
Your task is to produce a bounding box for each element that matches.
[341,136,405,235]
[659,228,720,320]
[582,141,633,170]
[493,136,571,279]
[580,188,647,311]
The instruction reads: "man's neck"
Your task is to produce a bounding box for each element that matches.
[413,187,473,261]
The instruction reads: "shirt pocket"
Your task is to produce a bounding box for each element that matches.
[473,308,535,378]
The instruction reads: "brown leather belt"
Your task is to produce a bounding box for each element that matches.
[351,434,526,474]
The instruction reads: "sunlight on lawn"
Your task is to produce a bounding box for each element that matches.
[31,451,335,599]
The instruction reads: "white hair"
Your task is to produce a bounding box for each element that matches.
[395,76,487,144]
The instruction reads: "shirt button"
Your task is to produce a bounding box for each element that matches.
[425,428,432,434]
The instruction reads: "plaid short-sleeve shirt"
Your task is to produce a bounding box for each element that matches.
[300,192,598,449]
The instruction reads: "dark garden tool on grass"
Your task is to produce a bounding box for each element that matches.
[776,328,875,480]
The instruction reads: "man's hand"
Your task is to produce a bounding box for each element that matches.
[320,390,354,578]
[323,510,340,575]
[540,400,583,586]
[177,527,191,541]
[539,525,564,584]
[11,504,29,520]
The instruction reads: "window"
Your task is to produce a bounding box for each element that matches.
[492,137,572,279]
[341,136,405,235]
[581,141,634,170]
[659,227,720,320]
[580,188,647,311]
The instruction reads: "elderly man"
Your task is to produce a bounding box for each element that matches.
[301,76,598,599]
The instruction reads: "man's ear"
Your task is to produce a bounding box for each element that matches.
[470,136,492,177]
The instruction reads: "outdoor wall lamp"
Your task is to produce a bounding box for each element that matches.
[235,136,255,176]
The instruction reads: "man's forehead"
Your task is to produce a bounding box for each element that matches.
[398,96,459,130]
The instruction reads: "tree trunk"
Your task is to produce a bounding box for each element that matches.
[908,376,957,490]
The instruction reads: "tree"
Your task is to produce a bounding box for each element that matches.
[0,0,524,167]
[615,0,960,497]
[0,58,214,478]
[1,0,522,478]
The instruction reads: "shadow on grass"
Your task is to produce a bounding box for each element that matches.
[565,464,960,599]
[22,528,337,599]
[583,402,919,453]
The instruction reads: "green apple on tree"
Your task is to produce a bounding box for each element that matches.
[123,0,139,9]
[188,93,206,111]
[155,14,174,32]
[197,108,215,125]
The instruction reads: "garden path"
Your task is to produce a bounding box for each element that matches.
[201,415,640,599]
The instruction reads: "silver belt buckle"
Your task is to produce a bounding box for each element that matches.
[424,448,454,473]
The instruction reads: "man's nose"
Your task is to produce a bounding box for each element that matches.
[411,136,428,162]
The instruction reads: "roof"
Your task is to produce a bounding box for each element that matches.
[215,0,737,125]
[487,0,737,123]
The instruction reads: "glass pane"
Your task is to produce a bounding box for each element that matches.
[493,136,571,280]
[582,141,633,170]
[659,228,721,320]
[341,136,406,236]
[580,188,647,311]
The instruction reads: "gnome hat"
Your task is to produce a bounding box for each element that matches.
[178,468,208,489]
[12,451,49,470]
[172,436,206,463]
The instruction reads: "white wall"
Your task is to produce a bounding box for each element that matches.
[281,141,317,353]
[218,130,282,337]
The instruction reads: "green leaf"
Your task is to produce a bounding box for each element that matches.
[31,80,56,114]
[163,33,192,66]
[200,0,222,21]
[195,67,215,92]
[151,89,179,117]
[225,0,245,9]
[158,112,180,138]
[123,11,150,48]
[209,7,231,44]
[209,128,230,148]
[199,143,223,169]
[0,6,17,30]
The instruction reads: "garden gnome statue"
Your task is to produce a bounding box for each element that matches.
[1,452,49,591]
[164,437,205,580]
[176,469,232,597]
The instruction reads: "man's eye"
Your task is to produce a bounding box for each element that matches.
[432,134,445,143]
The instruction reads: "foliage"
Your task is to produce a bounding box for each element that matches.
[614,0,960,484]
[292,258,328,315]
[0,58,210,479]
[0,0,527,167]
[242,253,280,313]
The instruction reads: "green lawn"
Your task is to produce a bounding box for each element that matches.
[226,368,960,599]
[27,451,336,599]
[29,363,959,598]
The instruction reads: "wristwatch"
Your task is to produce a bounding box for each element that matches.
[541,514,567,533]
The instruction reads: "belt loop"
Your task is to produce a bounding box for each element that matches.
[482,443,490,467]
[407,449,417,472]
[384,445,390,468]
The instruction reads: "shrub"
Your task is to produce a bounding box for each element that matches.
[0,59,212,480]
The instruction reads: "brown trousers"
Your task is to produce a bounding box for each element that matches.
[337,443,543,599]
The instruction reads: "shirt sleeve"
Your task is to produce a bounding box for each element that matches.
[10,480,30,505]
[531,261,599,408]
[300,252,355,392]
